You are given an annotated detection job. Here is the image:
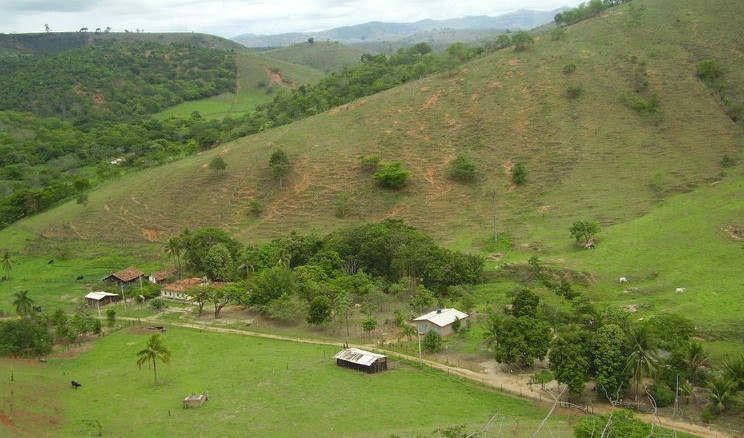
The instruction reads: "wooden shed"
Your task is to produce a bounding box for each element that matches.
[103,266,144,285]
[84,291,120,306]
[334,348,387,374]
[148,269,176,284]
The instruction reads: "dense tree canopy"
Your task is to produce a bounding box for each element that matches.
[0,42,235,120]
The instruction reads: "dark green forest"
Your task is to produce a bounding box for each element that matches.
[0,41,236,120]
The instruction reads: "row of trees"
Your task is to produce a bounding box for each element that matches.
[485,280,743,421]
[554,0,632,27]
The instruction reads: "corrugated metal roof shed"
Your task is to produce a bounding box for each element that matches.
[334,348,386,366]
[413,308,468,327]
[84,291,119,301]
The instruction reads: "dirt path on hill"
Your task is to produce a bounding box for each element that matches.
[114,315,732,438]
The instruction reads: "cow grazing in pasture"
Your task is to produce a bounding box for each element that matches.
[76,275,84,280]
[619,277,628,284]
[48,259,54,264]
[71,380,82,389]
[675,287,686,293]
[584,243,595,249]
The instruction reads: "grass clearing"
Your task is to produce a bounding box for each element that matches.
[0,326,576,437]
[153,52,327,120]
[0,233,162,314]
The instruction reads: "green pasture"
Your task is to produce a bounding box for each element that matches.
[260,41,364,73]
[0,233,163,314]
[153,91,272,120]
[0,326,577,437]
[548,172,744,329]
[153,52,327,120]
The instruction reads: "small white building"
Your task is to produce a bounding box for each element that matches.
[413,308,468,337]
[161,278,205,301]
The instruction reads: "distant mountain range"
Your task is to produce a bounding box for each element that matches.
[232,8,566,48]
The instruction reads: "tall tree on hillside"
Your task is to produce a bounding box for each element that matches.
[487,314,551,367]
[1,249,12,293]
[686,341,710,385]
[625,325,659,395]
[187,286,212,316]
[569,220,601,245]
[511,31,534,51]
[136,334,171,386]
[203,243,234,281]
[13,291,34,317]
[163,237,183,270]
[592,324,629,400]
[211,284,246,319]
[269,149,290,188]
[549,329,592,396]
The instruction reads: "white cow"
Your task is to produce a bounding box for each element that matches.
[619,277,628,284]
[675,287,686,293]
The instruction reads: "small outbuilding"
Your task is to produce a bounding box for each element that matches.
[103,266,144,285]
[413,308,468,337]
[148,269,176,284]
[334,348,387,374]
[84,291,120,306]
[183,392,208,408]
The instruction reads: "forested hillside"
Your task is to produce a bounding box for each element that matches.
[0,40,240,227]
[0,42,236,120]
[0,38,485,227]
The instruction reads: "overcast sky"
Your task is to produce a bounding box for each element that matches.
[1,0,581,38]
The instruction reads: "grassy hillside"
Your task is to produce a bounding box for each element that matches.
[154,52,327,120]
[2,0,742,323]
[260,41,364,73]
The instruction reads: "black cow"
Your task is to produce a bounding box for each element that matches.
[48,259,54,264]
[71,380,82,389]
[76,275,84,281]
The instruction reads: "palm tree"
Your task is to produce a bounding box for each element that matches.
[163,237,182,270]
[136,334,171,385]
[625,326,659,395]
[686,341,710,385]
[397,324,417,342]
[707,376,736,415]
[12,291,33,317]
[723,353,744,390]
[1,249,12,293]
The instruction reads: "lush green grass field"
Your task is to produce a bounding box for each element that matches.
[153,91,272,120]
[0,326,577,437]
[0,235,162,314]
